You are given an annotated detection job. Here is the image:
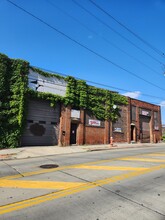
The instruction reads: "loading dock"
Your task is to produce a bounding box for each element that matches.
[21,100,60,146]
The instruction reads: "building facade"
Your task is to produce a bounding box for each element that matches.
[56,99,162,146]
[21,67,162,146]
[1,53,162,149]
[128,98,162,144]
[21,98,162,146]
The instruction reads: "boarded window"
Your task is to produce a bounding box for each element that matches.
[154,112,159,130]
[131,106,136,121]
[140,108,151,117]
[113,109,125,133]
[85,110,105,127]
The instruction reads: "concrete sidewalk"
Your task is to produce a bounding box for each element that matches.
[0,143,161,161]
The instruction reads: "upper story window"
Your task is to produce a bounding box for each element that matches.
[113,108,127,133]
[139,108,151,117]
[154,111,159,130]
[131,106,136,121]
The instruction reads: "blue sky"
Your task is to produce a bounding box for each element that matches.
[0,0,165,123]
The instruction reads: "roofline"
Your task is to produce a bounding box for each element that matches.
[128,97,160,108]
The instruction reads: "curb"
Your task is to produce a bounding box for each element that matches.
[0,143,163,161]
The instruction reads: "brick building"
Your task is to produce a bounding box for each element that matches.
[21,69,162,146]
[1,53,162,148]
[54,98,162,146]
[128,98,162,144]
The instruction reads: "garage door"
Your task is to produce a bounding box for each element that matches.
[21,100,60,146]
[140,116,151,143]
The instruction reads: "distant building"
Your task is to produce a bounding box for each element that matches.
[162,124,165,135]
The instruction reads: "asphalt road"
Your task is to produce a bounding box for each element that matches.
[0,144,165,220]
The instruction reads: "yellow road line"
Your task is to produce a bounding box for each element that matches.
[0,158,125,180]
[120,157,165,163]
[0,180,85,190]
[144,153,165,157]
[73,165,148,171]
[0,164,165,215]
[1,151,165,180]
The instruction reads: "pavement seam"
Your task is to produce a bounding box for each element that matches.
[0,164,165,215]
[99,184,165,217]
[0,152,153,180]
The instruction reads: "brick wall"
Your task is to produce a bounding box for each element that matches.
[85,126,105,145]
[130,99,160,111]
[113,105,128,143]
[58,99,162,146]
[129,98,162,143]
[58,105,71,146]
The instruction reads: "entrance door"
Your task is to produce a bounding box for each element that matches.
[70,123,77,144]
[140,116,150,143]
[131,125,136,142]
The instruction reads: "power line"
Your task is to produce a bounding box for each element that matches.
[6,0,165,92]
[29,72,165,108]
[31,65,165,101]
[72,0,163,65]
[46,0,162,77]
[29,74,165,107]
[89,0,165,58]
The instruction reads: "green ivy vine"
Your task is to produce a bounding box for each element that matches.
[28,89,64,107]
[30,66,65,80]
[0,53,128,149]
[0,54,29,148]
[64,76,88,108]
[64,76,127,121]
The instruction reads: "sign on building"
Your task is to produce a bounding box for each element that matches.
[140,109,151,116]
[89,119,101,126]
[114,127,122,132]
[71,110,80,119]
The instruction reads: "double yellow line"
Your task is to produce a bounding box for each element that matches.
[0,164,165,215]
[1,152,165,215]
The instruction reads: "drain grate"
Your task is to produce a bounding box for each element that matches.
[40,164,59,169]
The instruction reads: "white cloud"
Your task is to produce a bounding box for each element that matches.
[160,101,165,124]
[122,91,141,99]
[159,101,165,108]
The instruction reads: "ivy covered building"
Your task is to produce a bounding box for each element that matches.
[0,53,162,148]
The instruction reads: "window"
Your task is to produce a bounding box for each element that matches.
[113,109,123,133]
[39,121,46,124]
[27,120,33,123]
[131,106,136,121]
[85,110,105,127]
[154,112,159,130]
[51,122,57,125]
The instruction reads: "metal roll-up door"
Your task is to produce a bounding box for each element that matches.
[21,100,60,146]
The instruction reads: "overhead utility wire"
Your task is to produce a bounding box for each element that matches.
[29,75,165,107]
[89,0,165,58]
[29,71,165,106]
[46,0,162,77]
[72,0,163,65]
[6,0,165,92]
[29,74,164,101]
[31,65,165,101]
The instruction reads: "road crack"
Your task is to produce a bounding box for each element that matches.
[2,161,24,178]
[58,170,165,217]
[99,185,165,217]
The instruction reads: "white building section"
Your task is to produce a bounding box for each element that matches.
[28,69,67,96]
